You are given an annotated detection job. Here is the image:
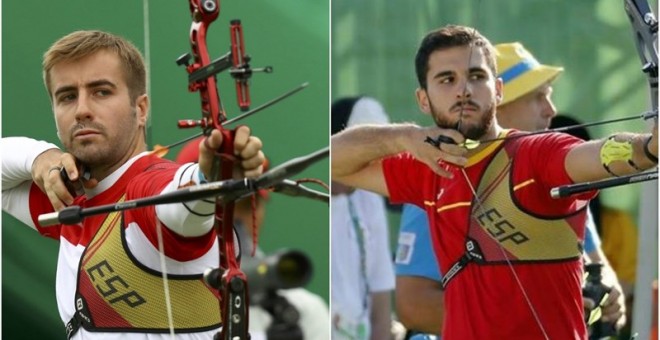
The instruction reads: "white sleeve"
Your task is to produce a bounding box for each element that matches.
[155,163,216,237]
[359,190,396,293]
[2,137,59,189]
[2,137,60,229]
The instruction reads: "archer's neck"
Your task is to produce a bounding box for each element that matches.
[465,123,502,157]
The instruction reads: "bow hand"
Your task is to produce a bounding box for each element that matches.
[232,126,265,179]
[198,127,265,181]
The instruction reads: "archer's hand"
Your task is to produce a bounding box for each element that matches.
[409,126,467,178]
[32,149,97,211]
[199,126,265,180]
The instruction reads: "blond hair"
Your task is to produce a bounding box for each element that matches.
[43,30,146,103]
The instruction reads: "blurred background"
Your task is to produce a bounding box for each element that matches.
[332,0,657,338]
[2,1,329,338]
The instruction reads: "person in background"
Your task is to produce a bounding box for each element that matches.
[394,41,628,338]
[331,96,396,340]
[176,140,330,340]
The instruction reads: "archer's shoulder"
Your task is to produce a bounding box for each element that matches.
[134,153,182,172]
[519,131,584,148]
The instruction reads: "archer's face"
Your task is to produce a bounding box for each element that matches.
[416,45,502,140]
[497,82,557,132]
[49,50,148,170]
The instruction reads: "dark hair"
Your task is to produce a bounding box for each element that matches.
[331,96,363,135]
[414,25,496,89]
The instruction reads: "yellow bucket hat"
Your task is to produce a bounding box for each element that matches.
[495,42,564,105]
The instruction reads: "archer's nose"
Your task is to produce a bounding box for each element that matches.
[456,82,473,100]
[75,93,94,122]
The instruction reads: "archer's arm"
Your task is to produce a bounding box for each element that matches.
[2,137,78,226]
[2,137,57,228]
[156,126,264,237]
[565,124,657,183]
[2,137,60,190]
[331,124,467,197]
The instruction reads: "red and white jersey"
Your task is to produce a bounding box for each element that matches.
[2,137,225,339]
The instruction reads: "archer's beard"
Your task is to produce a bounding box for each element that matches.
[71,138,112,166]
[430,102,496,141]
[63,109,139,168]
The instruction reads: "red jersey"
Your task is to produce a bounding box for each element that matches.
[383,130,592,340]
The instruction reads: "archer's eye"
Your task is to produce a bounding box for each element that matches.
[439,76,454,84]
[57,93,77,103]
[95,89,112,97]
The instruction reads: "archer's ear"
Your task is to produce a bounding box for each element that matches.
[416,88,432,115]
[135,94,149,127]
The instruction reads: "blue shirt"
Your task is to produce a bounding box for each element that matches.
[394,204,442,281]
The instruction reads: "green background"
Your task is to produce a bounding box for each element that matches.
[2,1,329,338]
[331,0,657,240]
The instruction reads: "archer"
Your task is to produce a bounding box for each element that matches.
[331,25,658,339]
[2,30,264,339]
